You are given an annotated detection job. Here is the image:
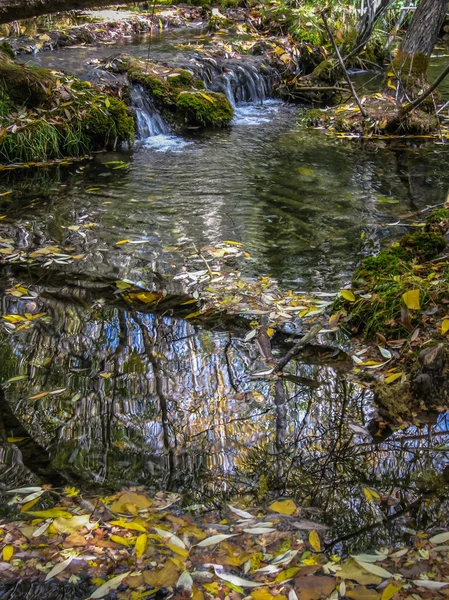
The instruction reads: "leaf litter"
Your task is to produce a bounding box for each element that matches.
[2,485,449,599]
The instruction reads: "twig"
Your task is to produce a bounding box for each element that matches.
[321,10,369,119]
[400,63,449,117]
[273,322,322,374]
[192,242,213,279]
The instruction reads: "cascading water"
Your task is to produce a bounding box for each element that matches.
[130,85,169,139]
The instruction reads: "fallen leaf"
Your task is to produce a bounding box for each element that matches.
[309,529,321,552]
[45,555,75,581]
[88,571,130,598]
[402,289,420,310]
[197,534,237,547]
[2,545,14,561]
[268,499,296,515]
[135,533,147,558]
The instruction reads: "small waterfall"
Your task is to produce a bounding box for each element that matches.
[130,85,169,139]
[176,57,279,107]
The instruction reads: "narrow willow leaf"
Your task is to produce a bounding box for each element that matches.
[88,572,130,599]
[228,505,254,519]
[412,580,449,589]
[153,527,186,549]
[355,560,393,578]
[429,531,449,544]
[215,570,261,588]
[197,534,237,547]
[243,528,276,535]
[45,555,75,581]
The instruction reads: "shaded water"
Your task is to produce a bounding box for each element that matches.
[1,28,449,554]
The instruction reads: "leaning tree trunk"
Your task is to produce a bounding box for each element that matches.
[392,0,449,98]
[0,0,142,25]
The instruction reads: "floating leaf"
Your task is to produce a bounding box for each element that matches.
[354,560,393,579]
[2,545,14,561]
[430,531,449,544]
[110,491,151,514]
[352,554,384,563]
[197,534,237,547]
[402,289,420,311]
[309,529,321,552]
[215,570,261,588]
[228,505,253,519]
[88,572,130,599]
[243,527,276,535]
[268,499,296,515]
[274,567,301,583]
[109,519,147,533]
[45,555,75,581]
[297,167,314,176]
[340,290,356,302]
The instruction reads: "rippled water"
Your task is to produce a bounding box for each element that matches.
[1,29,449,554]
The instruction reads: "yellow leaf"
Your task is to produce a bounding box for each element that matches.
[116,239,131,245]
[167,543,189,558]
[381,583,402,600]
[2,545,14,561]
[442,319,449,335]
[387,79,397,90]
[109,519,147,533]
[64,487,80,497]
[27,508,73,518]
[274,567,301,582]
[297,167,314,176]
[309,529,321,552]
[134,292,161,304]
[135,533,147,558]
[110,492,152,514]
[53,514,90,534]
[266,328,275,337]
[402,289,420,310]
[251,590,275,600]
[268,499,296,515]
[363,488,380,503]
[7,437,25,443]
[199,92,216,104]
[385,372,403,384]
[111,534,132,546]
[21,497,40,512]
[340,289,356,302]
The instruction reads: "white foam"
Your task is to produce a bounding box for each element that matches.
[143,134,194,153]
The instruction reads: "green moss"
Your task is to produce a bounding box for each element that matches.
[399,231,446,262]
[353,249,408,284]
[0,42,14,60]
[175,90,233,127]
[82,98,134,149]
[425,209,449,235]
[0,57,55,107]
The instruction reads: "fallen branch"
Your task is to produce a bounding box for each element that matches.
[273,322,322,374]
[321,10,369,119]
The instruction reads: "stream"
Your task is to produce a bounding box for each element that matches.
[1,25,449,557]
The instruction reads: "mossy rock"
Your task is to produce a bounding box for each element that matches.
[176,90,233,127]
[107,54,233,129]
[0,54,55,107]
[425,209,449,235]
[0,54,135,163]
[399,231,446,262]
[352,248,408,285]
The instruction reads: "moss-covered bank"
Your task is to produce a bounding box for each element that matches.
[0,51,134,163]
[105,54,234,129]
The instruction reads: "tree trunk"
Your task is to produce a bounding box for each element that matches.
[392,0,449,94]
[0,0,142,25]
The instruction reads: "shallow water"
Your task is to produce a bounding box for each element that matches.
[1,28,449,554]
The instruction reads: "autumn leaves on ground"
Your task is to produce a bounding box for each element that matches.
[2,485,449,599]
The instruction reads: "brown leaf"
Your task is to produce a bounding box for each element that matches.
[110,491,152,514]
[143,561,179,587]
[346,586,380,600]
[337,560,382,586]
[293,576,335,600]
[63,533,87,547]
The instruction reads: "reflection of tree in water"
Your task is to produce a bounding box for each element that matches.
[1,281,449,551]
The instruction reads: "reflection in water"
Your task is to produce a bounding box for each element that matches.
[1,276,449,553]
